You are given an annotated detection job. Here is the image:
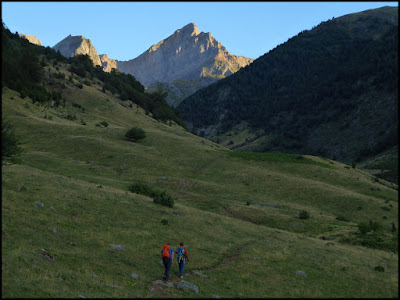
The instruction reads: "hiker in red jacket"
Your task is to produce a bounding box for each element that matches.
[160,244,174,282]
[176,242,189,279]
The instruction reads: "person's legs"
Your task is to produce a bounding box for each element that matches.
[179,260,186,277]
[163,257,171,281]
[165,258,172,281]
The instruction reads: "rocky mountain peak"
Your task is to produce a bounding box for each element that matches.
[20,33,42,46]
[52,34,101,67]
[116,23,253,87]
[178,22,201,36]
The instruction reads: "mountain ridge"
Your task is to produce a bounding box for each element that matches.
[115,22,253,88]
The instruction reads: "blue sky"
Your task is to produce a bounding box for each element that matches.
[2,2,398,61]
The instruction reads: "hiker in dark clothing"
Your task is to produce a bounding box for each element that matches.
[176,242,189,279]
[160,244,174,282]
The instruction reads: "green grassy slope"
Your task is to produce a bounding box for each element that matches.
[2,62,398,297]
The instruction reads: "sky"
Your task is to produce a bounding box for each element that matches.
[2,2,398,61]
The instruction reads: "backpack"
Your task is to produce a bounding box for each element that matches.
[162,244,171,258]
[176,247,185,262]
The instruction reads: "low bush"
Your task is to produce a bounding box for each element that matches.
[299,210,310,219]
[358,220,382,234]
[336,215,350,222]
[374,266,385,272]
[125,127,146,142]
[153,191,174,208]
[2,121,23,163]
[66,114,77,121]
[128,182,158,198]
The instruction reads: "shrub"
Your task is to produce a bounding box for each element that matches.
[358,221,382,234]
[100,121,108,127]
[358,222,372,235]
[153,191,174,208]
[66,114,77,121]
[125,127,146,142]
[246,201,251,205]
[299,210,310,219]
[374,266,385,272]
[369,220,382,232]
[336,215,350,222]
[2,121,23,163]
[161,219,169,225]
[128,182,158,198]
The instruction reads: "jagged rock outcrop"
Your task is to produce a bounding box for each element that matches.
[116,23,253,88]
[100,54,117,72]
[52,35,101,67]
[20,33,42,46]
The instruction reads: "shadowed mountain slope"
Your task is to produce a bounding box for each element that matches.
[177,6,398,182]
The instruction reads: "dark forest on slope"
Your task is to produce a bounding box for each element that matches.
[178,7,398,182]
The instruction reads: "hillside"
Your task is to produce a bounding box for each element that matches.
[2,22,398,298]
[177,6,398,183]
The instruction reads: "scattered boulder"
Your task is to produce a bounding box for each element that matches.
[49,206,57,212]
[176,280,200,294]
[36,249,55,261]
[89,273,98,278]
[212,295,221,298]
[34,201,44,207]
[151,280,174,288]
[252,257,260,260]
[294,270,307,278]
[173,211,184,215]
[130,272,139,279]
[192,270,210,279]
[52,228,58,234]
[111,244,125,251]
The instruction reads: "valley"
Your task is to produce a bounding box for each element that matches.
[2,6,398,298]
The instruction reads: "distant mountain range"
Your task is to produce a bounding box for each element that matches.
[49,23,253,106]
[177,6,398,182]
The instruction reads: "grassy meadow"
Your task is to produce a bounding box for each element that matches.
[1,62,398,298]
